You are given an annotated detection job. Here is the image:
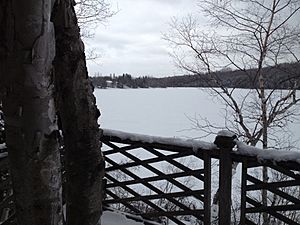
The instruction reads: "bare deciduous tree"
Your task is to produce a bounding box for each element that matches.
[75,0,115,38]
[164,0,300,224]
[75,0,116,63]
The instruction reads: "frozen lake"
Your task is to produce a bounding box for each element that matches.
[95,87,300,148]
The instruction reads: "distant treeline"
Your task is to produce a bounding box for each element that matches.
[90,62,300,89]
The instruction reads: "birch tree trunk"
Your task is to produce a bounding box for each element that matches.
[1,1,63,225]
[52,1,105,225]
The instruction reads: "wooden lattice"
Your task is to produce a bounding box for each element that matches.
[240,159,300,225]
[101,134,212,225]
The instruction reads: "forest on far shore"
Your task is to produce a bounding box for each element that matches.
[91,62,300,89]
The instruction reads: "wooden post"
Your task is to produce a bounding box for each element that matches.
[240,160,248,225]
[214,131,236,225]
[203,151,211,225]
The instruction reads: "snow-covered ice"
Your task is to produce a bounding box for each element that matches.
[95,88,300,148]
[95,88,226,142]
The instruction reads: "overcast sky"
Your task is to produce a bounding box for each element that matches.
[86,0,199,77]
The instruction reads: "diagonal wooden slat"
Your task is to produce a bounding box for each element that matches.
[104,155,204,221]
[246,203,300,213]
[267,164,300,180]
[143,146,205,181]
[106,169,204,191]
[103,141,199,174]
[246,174,300,204]
[244,217,258,225]
[106,142,203,193]
[105,189,141,214]
[142,209,204,219]
[246,173,300,189]
[246,197,300,225]
[102,142,143,155]
[105,151,199,176]
[104,172,188,225]
[105,189,205,204]
[120,154,198,193]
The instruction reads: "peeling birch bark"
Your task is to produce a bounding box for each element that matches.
[1,1,63,225]
[52,1,105,225]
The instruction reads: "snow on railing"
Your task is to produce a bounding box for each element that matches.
[103,129,300,164]
[235,140,300,164]
[102,129,216,151]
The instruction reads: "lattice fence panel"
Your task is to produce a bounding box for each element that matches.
[240,160,300,225]
[102,138,211,225]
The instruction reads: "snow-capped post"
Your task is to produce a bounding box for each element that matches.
[214,130,236,225]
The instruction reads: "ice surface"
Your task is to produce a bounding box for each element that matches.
[95,88,300,148]
[95,88,226,142]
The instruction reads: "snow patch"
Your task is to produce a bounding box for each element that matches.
[236,141,300,164]
[217,130,236,137]
[101,208,161,225]
[101,211,144,225]
[47,99,58,132]
[103,129,216,151]
[0,152,8,159]
[0,143,6,150]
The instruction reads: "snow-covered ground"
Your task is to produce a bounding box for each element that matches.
[101,210,144,225]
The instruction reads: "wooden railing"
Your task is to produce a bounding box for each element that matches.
[101,129,215,225]
[239,158,300,224]
[1,129,300,225]
[101,129,300,225]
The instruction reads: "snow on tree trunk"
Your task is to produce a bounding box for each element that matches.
[52,1,105,225]
[1,1,63,225]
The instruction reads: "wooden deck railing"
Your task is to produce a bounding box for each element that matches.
[101,129,300,225]
[1,129,300,225]
[101,129,216,225]
[239,158,300,224]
